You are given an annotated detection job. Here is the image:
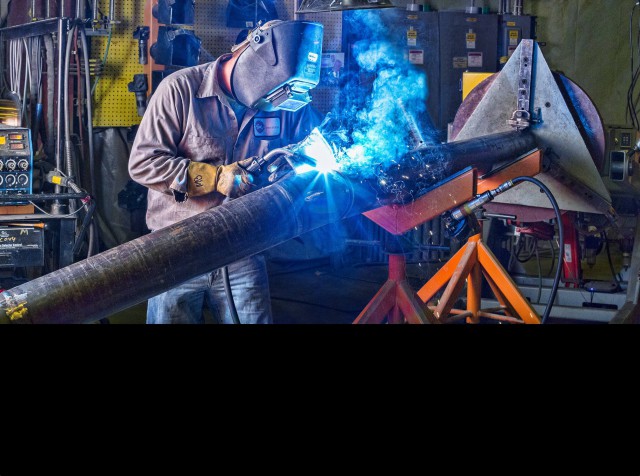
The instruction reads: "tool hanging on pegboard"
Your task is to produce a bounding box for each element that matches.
[226,0,278,29]
[153,0,195,25]
[150,26,201,67]
[148,0,201,75]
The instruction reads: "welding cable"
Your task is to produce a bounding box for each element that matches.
[71,197,96,256]
[43,33,55,160]
[79,25,99,256]
[45,169,96,257]
[545,239,556,277]
[628,2,640,129]
[20,39,32,124]
[91,22,112,95]
[63,23,76,187]
[534,241,542,304]
[221,266,241,325]
[511,176,564,324]
[603,230,622,289]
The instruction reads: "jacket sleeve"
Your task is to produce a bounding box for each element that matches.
[128,76,191,197]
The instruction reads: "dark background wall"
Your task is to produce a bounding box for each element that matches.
[399,0,632,128]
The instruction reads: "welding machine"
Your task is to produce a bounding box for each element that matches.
[0,127,33,205]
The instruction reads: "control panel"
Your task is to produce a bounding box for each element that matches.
[0,128,32,204]
[603,126,640,197]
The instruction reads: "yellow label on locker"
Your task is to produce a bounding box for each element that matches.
[407,28,417,46]
[507,21,516,26]
[0,137,5,145]
[509,30,520,46]
[466,33,476,49]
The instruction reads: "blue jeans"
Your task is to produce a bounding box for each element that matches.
[147,254,272,324]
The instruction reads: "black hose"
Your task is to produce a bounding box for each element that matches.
[79,25,98,256]
[221,266,241,324]
[44,33,55,161]
[72,198,96,255]
[603,230,622,289]
[512,176,564,324]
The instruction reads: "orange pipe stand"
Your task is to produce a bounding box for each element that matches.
[353,254,436,324]
[353,150,543,324]
[416,234,541,324]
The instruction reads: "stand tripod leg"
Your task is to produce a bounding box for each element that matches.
[354,280,396,324]
[396,280,434,324]
[482,271,517,317]
[416,241,471,304]
[354,254,434,324]
[477,241,540,324]
[434,239,477,320]
[467,258,483,324]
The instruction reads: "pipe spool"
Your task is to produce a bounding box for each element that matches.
[0,130,538,324]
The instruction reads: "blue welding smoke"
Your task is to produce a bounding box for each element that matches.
[315,10,441,179]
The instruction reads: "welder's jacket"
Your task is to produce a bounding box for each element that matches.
[128,56,324,231]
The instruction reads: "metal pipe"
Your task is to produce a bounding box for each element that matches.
[76,0,87,21]
[0,130,538,324]
[513,0,523,15]
[371,130,537,204]
[92,0,100,24]
[0,170,375,323]
[31,0,37,19]
[109,0,116,22]
[52,17,68,214]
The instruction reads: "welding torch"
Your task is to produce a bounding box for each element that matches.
[443,179,517,238]
[244,147,318,176]
[450,180,516,221]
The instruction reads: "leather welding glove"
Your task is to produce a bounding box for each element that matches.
[266,156,295,184]
[187,157,257,199]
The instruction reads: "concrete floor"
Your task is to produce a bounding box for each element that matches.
[105,258,413,324]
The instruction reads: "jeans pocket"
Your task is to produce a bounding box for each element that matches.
[208,269,219,288]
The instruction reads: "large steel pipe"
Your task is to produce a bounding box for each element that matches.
[0,130,537,324]
[369,130,537,204]
[1,171,375,324]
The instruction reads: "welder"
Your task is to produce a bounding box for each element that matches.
[128,19,325,324]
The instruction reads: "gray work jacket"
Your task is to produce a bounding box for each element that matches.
[128,56,324,231]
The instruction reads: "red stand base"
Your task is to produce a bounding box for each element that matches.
[353,254,435,324]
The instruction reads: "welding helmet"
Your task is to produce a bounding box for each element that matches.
[230,20,324,112]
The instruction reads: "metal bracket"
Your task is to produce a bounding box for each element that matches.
[507,39,534,131]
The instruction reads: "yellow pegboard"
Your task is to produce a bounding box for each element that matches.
[92,0,146,127]
[91,0,343,126]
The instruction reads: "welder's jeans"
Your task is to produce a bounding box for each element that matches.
[146,254,273,324]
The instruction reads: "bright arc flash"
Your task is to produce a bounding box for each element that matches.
[292,127,339,174]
